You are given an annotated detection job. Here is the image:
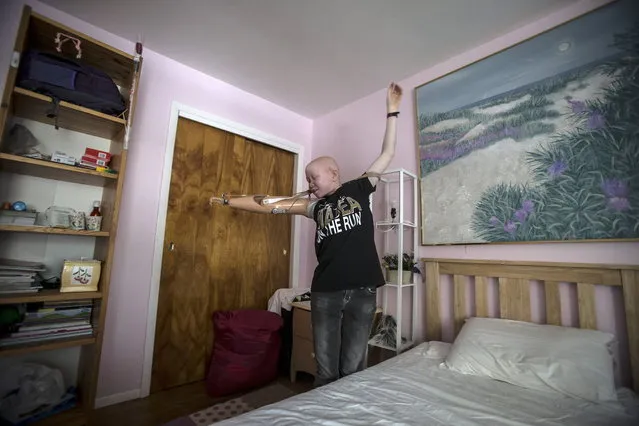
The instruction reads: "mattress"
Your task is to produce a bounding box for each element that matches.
[216,342,639,425]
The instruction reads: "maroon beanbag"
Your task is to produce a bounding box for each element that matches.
[205,309,283,397]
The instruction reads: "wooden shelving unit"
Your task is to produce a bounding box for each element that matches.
[0,223,110,237]
[0,5,142,424]
[0,289,102,305]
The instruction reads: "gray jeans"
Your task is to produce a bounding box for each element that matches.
[310,287,377,387]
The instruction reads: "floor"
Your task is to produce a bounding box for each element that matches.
[34,348,393,426]
[87,375,314,426]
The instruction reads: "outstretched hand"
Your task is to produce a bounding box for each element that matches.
[387,82,403,113]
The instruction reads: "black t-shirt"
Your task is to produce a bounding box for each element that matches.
[309,176,385,292]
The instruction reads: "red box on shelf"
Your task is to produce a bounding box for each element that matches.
[84,148,111,161]
[81,155,109,168]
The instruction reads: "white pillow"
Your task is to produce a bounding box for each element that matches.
[443,317,617,402]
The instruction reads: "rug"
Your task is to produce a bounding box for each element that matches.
[164,382,297,426]
[188,397,252,425]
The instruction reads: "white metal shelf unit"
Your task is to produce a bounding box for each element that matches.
[369,168,419,353]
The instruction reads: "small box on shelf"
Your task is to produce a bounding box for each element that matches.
[51,151,77,166]
[60,259,101,293]
[0,209,37,226]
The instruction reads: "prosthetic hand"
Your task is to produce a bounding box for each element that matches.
[209,190,312,216]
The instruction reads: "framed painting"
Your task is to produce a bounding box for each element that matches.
[415,0,638,245]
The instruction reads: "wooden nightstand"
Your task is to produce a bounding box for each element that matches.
[289,301,383,382]
[290,301,315,382]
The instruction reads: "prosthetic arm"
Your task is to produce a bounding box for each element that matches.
[209,173,381,216]
[209,190,313,216]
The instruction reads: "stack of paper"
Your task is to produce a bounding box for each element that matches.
[0,300,94,347]
[0,258,45,295]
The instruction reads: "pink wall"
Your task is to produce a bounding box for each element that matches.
[312,0,639,265]
[312,0,639,373]
[0,0,313,400]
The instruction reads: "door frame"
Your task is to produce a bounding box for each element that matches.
[141,101,306,397]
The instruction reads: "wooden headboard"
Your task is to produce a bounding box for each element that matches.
[422,258,639,391]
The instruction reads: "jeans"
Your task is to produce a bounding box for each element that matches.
[310,287,377,387]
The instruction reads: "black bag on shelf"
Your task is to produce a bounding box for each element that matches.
[16,50,126,120]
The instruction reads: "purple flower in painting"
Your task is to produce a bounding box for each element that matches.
[514,200,534,223]
[608,198,631,211]
[601,179,630,212]
[567,99,587,114]
[489,216,500,227]
[587,111,606,129]
[514,209,528,223]
[503,220,517,235]
[602,179,629,198]
[548,160,567,177]
[521,200,534,214]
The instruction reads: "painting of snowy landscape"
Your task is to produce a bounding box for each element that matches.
[416,0,638,245]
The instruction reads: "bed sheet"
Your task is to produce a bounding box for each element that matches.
[216,342,639,425]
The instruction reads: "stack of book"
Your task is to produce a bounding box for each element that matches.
[0,258,45,295]
[0,300,93,348]
[79,147,111,169]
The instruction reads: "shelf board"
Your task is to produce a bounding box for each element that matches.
[0,334,95,357]
[0,289,102,305]
[12,87,126,139]
[368,339,414,353]
[385,282,416,288]
[0,224,109,237]
[0,153,117,186]
[376,220,416,228]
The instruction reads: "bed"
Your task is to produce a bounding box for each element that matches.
[217,259,639,425]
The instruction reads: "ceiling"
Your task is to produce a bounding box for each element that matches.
[40,0,580,118]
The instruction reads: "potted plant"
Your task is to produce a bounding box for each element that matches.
[381,253,419,284]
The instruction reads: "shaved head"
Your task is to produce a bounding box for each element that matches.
[305,156,341,197]
[306,156,339,175]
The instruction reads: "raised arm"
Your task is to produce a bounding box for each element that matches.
[366,82,403,187]
[209,192,314,217]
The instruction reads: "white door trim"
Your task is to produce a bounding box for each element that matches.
[141,101,306,398]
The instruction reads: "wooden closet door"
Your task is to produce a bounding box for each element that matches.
[150,117,294,392]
